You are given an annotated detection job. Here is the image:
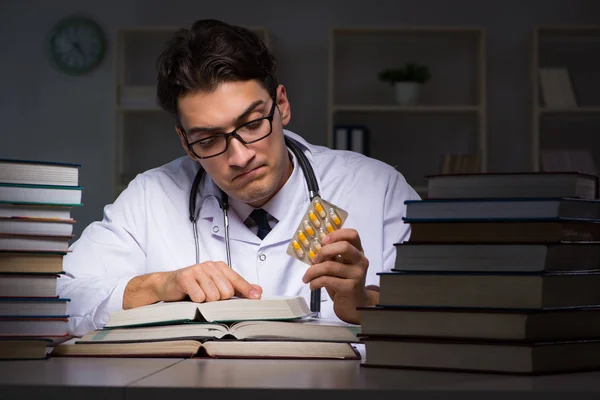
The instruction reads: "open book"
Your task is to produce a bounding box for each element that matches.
[79,318,359,344]
[51,296,361,360]
[50,340,361,360]
[105,296,313,328]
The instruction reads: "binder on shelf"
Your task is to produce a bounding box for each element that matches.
[334,126,349,151]
[350,126,369,155]
[333,124,369,155]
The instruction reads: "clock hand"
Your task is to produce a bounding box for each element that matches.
[71,42,85,59]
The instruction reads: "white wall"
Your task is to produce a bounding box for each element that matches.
[1,0,599,237]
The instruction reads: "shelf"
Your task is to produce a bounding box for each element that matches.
[329,24,487,181]
[538,107,600,115]
[333,105,480,113]
[117,105,163,112]
[537,25,600,34]
[333,26,483,35]
[531,25,600,172]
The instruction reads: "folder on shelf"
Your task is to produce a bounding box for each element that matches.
[350,127,368,155]
[334,126,349,150]
[333,125,369,155]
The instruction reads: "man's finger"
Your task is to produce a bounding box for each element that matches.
[323,228,363,252]
[313,241,363,265]
[198,276,221,302]
[251,284,263,297]
[182,279,206,303]
[222,267,262,299]
[208,271,236,299]
[308,275,346,292]
[302,260,357,284]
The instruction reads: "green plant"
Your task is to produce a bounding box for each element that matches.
[377,62,431,85]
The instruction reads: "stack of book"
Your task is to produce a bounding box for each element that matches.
[51,296,361,360]
[359,171,600,374]
[0,159,83,360]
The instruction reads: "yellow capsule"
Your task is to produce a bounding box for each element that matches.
[312,240,322,252]
[324,217,335,233]
[308,250,316,263]
[329,208,342,227]
[308,211,321,227]
[303,220,315,237]
[314,201,326,218]
[297,231,310,248]
[292,240,305,258]
[318,227,327,240]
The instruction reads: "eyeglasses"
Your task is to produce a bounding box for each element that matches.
[183,96,277,159]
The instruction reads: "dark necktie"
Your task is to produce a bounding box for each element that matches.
[249,209,272,240]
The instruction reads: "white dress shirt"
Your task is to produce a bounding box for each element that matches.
[57,130,420,336]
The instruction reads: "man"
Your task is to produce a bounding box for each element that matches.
[58,19,420,337]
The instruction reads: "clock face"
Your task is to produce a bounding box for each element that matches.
[50,17,106,75]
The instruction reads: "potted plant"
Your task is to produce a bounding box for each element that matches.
[378,62,431,105]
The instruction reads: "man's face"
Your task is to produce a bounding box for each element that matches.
[176,80,292,207]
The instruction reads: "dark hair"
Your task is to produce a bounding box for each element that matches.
[156,19,277,119]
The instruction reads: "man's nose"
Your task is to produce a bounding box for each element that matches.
[227,135,255,167]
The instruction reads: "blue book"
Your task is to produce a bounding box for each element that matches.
[0,183,82,205]
[403,197,600,221]
[0,297,70,318]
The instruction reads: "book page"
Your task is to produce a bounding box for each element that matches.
[197,296,312,322]
[105,296,312,328]
[106,301,200,328]
[229,319,359,342]
[200,340,360,359]
[51,340,202,357]
[80,322,229,343]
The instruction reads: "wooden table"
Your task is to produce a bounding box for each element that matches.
[2,358,600,400]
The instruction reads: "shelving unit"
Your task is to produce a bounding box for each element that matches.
[531,25,600,173]
[114,26,270,197]
[332,105,480,113]
[328,26,487,195]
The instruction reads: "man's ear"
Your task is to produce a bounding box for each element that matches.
[175,125,200,161]
[276,85,291,126]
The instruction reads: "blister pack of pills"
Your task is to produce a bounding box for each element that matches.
[286,196,348,265]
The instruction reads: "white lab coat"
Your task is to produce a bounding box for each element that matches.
[58,130,420,336]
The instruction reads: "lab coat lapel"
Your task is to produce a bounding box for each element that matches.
[260,200,306,247]
[198,195,261,245]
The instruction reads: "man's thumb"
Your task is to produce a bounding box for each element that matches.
[248,284,263,299]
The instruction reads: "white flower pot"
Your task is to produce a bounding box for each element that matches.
[394,82,420,105]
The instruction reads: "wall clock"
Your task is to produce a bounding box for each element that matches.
[49,16,106,75]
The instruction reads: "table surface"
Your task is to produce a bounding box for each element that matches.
[130,358,600,391]
[2,357,600,400]
[0,357,181,400]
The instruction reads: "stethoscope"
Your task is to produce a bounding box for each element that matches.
[188,135,322,313]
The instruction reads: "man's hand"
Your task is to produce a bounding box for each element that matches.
[124,261,262,309]
[301,229,377,324]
